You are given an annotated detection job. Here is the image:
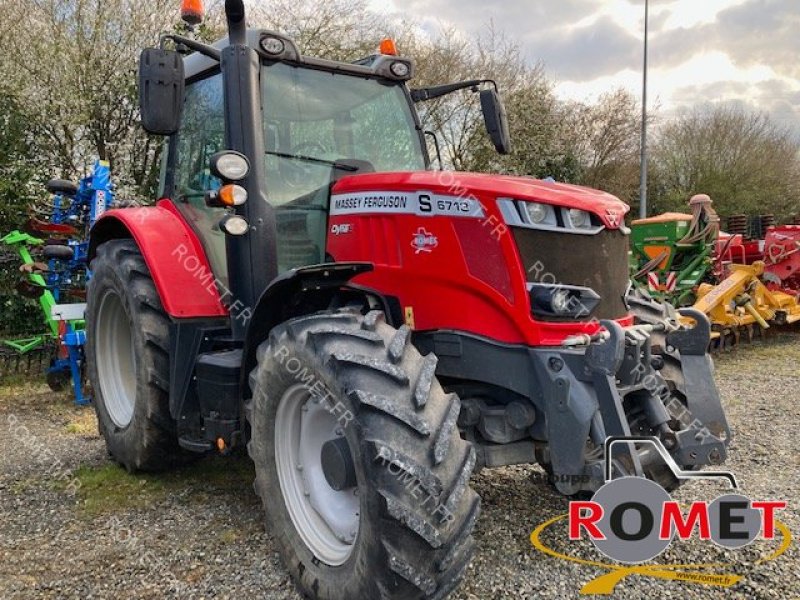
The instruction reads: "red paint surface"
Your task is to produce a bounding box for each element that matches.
[92,199,227,318]
[328,171,633,345]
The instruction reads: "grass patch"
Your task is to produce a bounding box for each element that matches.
[64,410,98,436]
[0,378,63,409]
[73,464,168,515]
[219,528,241,544]
[72,454,256,516]
[10,476,39,495]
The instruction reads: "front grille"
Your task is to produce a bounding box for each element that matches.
[511,227,630,321]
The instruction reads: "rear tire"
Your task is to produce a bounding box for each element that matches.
[247,309,479,600]
[86,240,190,472]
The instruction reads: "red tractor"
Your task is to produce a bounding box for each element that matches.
[86,1,730,598]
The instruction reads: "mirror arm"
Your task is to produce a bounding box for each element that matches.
[160,34,221,61]
[424,131,443,170]
[411,79,496,103]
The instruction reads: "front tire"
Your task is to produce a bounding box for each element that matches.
[86,240,188,472]
[247,310,479,600]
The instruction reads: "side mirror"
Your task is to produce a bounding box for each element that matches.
[139,48,185,135]
[480,89,512,155]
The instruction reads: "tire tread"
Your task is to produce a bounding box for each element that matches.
[246,309,478,599]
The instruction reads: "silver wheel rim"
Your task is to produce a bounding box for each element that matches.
[275,384,360,566]
[96,290,137,428]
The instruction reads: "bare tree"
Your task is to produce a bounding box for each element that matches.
[0,0,177,196]
[567,89,643,203]
[248,0,385,61]
[404,24,555,173]
[651,105,800,219]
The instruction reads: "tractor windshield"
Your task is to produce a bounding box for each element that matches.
[262,62,426,202]
[262,62,426,270]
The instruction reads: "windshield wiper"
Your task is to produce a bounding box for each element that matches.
[265,151,359,171]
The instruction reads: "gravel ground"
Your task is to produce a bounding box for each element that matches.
[0,332,798,600]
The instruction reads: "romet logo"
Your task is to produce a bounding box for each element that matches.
[530,436,791,595]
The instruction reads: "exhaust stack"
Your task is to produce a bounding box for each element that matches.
[226,0,247,45]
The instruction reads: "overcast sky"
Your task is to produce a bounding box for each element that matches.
[370,0,800,130]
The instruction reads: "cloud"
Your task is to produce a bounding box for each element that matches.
[672,78,800,133]
[519,16,642,79]
[392,0,798,81]
[651,0,800,78]
[399,0,640,79]
[648,25,708,70]
[383,0,800,130]
[401,0,602,37]
[643,0,800,131]
[715,0,800,77]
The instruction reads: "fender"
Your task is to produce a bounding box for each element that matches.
[89,199,227,318]
[240,262,378,393]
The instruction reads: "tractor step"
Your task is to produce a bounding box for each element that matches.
[178,435,214,452]
[195,349,243,450]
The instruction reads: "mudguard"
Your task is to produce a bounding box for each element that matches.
[240,262,375,392]
[89,199,227,319]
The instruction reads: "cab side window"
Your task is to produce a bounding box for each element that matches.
[175,73,225,198]
[172,73,229,286]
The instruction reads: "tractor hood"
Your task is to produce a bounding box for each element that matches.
[332,171,630,230]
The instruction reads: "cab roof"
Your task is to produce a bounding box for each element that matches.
[183,29,414,83]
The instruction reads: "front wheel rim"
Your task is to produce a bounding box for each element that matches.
[95,290,137,428]
[274,384,360,566]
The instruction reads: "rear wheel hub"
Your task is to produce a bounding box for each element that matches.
[321,436,357,491]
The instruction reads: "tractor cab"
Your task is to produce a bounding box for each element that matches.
[140,17,510,331]
[167,30,430,279]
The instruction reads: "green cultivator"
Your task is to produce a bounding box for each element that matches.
[0,160,114,401]
[0,230,64,383]
[0,335,54,377]
[630,194,720,306]
[0,231,58,377]
[631,195,800,351]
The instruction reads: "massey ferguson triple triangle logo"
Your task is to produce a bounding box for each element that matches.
[605,208,621,227]
[530,436,791,595]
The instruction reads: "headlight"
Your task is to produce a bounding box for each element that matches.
[210,151,250,181]
[551,288,572,314]
[526,202,548,224]
[219,214,249,236]
[527,283,601,319]
[389,61,410,78]
[568,208,590,228]
[261,36,286,55]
